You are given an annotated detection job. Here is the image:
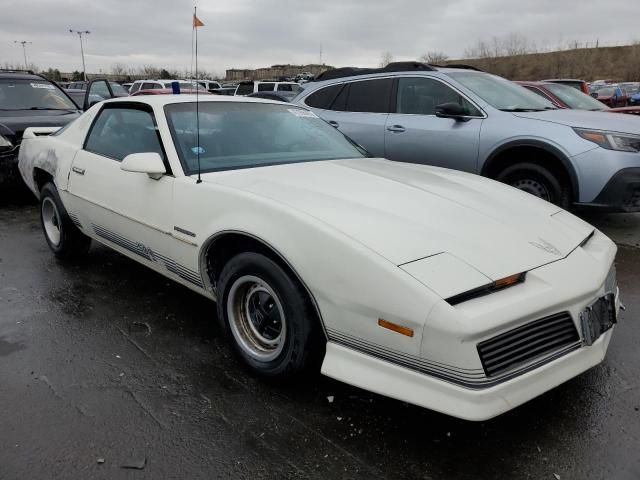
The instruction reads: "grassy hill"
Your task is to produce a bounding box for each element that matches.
[452,44,640,82]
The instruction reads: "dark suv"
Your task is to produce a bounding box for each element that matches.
[0,70,80,189]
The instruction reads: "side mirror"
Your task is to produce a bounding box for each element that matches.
[120,152,166,180]
[435,102,469,121]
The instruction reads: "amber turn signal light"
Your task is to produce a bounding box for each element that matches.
[494,273,525,289]
[378,318,414,337]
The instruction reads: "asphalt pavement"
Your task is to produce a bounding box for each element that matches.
[1,201,639,480]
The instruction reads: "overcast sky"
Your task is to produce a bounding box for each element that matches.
[1,0,638,76]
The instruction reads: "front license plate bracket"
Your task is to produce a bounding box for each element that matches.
[580,293,617,346]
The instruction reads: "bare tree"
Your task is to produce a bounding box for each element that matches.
[379,51,395,68]
[419,51,449,64]
[110,62,129,77]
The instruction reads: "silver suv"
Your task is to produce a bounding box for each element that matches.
[294,64,640,212]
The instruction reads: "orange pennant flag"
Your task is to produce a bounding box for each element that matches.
[193,14,204,27]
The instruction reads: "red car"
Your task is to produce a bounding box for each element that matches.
[517,81,640,114]
[541,78,590,95]
[592,85,628,108]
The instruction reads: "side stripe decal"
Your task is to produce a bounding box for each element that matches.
[92,224,204,289]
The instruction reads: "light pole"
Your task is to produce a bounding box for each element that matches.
[69,29,90,81]
[13,40,32,69]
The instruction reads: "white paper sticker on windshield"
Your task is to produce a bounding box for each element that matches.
[31,83,55,90]
[288,108,318,118]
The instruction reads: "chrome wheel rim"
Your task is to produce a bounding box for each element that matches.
[227,275,286,362]
[511,178,550,201]
[42,197,62,247]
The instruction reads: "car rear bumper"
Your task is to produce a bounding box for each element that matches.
[575,167,640,212]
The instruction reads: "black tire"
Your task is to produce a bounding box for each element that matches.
[39,182,91,260]
[217,252,320,379]
[496,162,570,209]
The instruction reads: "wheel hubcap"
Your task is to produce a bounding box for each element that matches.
[42,197,62,247]
[511,178,551,201]
[227,275,286,362]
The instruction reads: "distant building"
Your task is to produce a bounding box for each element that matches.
[225,64,333,81]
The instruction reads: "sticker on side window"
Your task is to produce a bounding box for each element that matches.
[288,108,318,118]
[30,83,55,90]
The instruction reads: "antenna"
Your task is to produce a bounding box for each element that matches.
[194,6,202,184]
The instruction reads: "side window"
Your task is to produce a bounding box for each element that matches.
[304,84,342,109]
[277,84,293,92]
[129,83,141,93]
[396,77,481,116]
[88,80,110,100]
[85,107,164,162]
[236,82,254,95]
[258,83,275,92]
[344,79,393,113]
[141,82,159,90]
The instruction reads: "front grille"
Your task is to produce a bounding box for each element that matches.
[477,312,580,377]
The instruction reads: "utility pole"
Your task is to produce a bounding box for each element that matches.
[69,29,90,80]
[319,43,323,65]
[13,40,32,69]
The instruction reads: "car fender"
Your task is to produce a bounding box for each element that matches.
[480,136,580,200]
[182,181,440,359]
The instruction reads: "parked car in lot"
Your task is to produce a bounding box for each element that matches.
[0,70,80,188]
[593,85,628,107]
[65,88,107,109]
[246,91,290,102]
[210,87,237,96]
[18,95,619,421]
[128,79,207,95]
[294,64,640,212]
[235,80,303,100]
[66,81,129,97]
[518,81,609,110]
[195,79,222,92]
[541,78,590,95]
[131,88,211,96]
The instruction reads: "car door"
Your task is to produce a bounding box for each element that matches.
[318,78,393,157]
[66,103,175,267]
[384,76,484,173]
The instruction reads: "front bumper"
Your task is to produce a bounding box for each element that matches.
[321,230,618,420]
[0,149,20,185]
[323,329,612,421]
[577,167,640,213]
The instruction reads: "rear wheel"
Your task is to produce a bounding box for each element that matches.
[217,252,319,379]
[40,182,91,260]
[496,162,570,209]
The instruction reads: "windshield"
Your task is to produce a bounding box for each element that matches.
[448,72,557,111]
[0,79,78,110]
[165,102,367,173]
[545,83,607,111]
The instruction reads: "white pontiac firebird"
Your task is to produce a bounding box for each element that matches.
[18,95,620,421]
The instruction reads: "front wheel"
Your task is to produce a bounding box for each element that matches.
[496,162,570,209]
[40,182,91,260]
[217,252,320,379]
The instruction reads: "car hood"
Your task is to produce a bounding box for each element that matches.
[0,110,80,139]
[512,109,640,133]
[203,158,593,280]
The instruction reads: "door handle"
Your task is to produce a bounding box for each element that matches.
[328,120,339,128]
[386,125,405,133]
[72,166,85,175]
